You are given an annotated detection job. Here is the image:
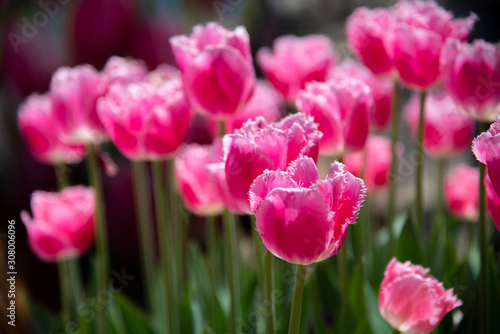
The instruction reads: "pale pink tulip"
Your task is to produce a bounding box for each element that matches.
[170,22,255,119]
[379,258,462,334]
[405,91,474,157]
[473,117,500,197]
[101,56,148,89]
[97,75,193,161]
[257,35,337,101]
[249,157,366,265]
[21,186,95,262]
[442,40,500,122]
[18,94,86,165]
[344,135,393,191]
[485,175,500,232]
[444,164,479,222]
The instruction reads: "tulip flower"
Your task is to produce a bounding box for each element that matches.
[405,91,474,158]
[379,258,462,334]
[21,186,95,262]
[331,60,393,131]
[441,40,500,122]
[257,35,337,101]
[485,175,500,232]
[170,22,255,120]
[444,164,479,222]
[390,0,476,89]
[344,135,393,191]
[473,117,500,197]
[97,74,193,161]
[249,157,366,265]
[50,65,108,145]
[18,94,86,165]
[175,139,225,216]
[221,113,322,214]
[101,56,148,89]
[296,79,372,156]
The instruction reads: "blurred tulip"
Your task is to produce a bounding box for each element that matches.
[175,139,225,216]
[50,65,108,145]
[344,135,393,191]
[485,175,500,232]
[296,79,372,156]
[441,40,500,122]
[222,113,321,214]
[97,75,193,161]
[405,91,474,157]
[101,56,148,89]
[444,164,479,222]
[257,35,337,102]
[21,186,95,262]
[249,157,366,265]
[18,94,86,165]
[379,258,462,334]
[390,0,476,89]
[331,60,393,131]
[473,117,500,197]
[170,22,255,120]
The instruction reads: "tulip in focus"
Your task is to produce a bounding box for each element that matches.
[473,117,500,197]
[344,135,393,191]
[257,35,337,101]
[379,258,462,334]
[405,91,474,157]
[21,186,95,262]
[444,164,479,222]
[97,74,193,161]
[170,22,255,119]
[18,94,86,165]
[485,175,500,232]
[249,157,366,265]
[441,40,500,122]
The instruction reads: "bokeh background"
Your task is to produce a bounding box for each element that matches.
[1,0,499,333]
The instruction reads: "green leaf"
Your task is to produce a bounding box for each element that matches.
[364,282,391,334]
[114,293,154,334]
[26,297,60,334]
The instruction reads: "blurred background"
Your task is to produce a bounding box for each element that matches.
[1,0,499,332]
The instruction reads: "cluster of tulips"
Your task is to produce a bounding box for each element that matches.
[16,0,500,333]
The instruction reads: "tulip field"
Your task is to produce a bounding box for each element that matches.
[2,0,500,333]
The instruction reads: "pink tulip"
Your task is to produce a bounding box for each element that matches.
[344,135,393,191]
[442,40,500,122]
[485,175,500,232]
[404,91,474,157]
[390,0,476,89]
[170,22,255,120]
[296,79,372,156]
[222,113,322,214]
[50,65,108,145]
[257,35,337,101]
[444,164,479,222]
[379,258,462,334]
[175,139,225,216]
[345,7,396,77]
[97,75,193,161]
[473,117,500,197]
[249,157,366,265]
[20,186,95,262]
[101,56,148,89]
[330,60,393,131]
[18,94,86,165]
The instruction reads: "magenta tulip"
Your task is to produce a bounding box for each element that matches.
[405,91,474,157]
[21,186,95,262]
[473,117,500,197]
[485,175,500,232]
[18,94,86,165]
[379,258,462,334]
[257,35,337,101]
[441,40,500,122]
[249,157,366,265]
[170,22,255,120]
[444,164,479,222]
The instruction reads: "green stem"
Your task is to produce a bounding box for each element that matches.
[86,144,109,334]
[250,216,265,301]
[152,161,172,334]
[224,208,240,334]
[478,121,490,334]
[131,161,156,314]
[167,160,182,313]
[55,164,70,190]
[207,215,219,330]
[387,81,401,250]
[58,260,73,323]
[437,159,448,219]
[288,265,307,334]
[264,252,275,334]
[415,90,427,230]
